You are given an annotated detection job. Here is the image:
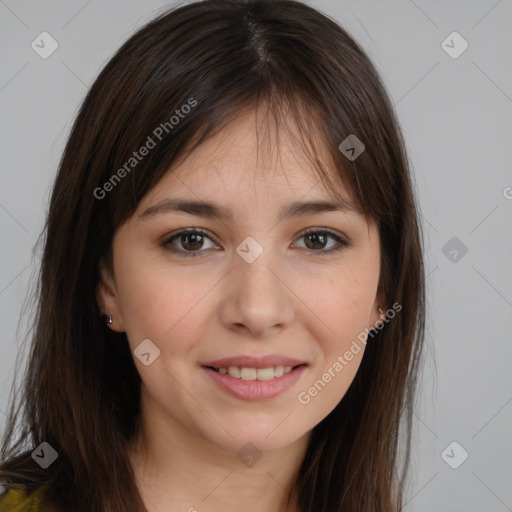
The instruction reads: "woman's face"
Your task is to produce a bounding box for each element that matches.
[97,108,385,455]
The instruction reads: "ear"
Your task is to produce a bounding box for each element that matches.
[96,257,125,332]
[369,287,387,330]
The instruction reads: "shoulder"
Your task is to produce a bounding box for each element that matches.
[0,480,57,512]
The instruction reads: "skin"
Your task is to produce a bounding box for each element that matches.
[96,106,386,512]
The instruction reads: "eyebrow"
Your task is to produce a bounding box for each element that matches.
[138,197,359,221]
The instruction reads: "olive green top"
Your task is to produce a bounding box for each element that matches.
[0,481,57,512]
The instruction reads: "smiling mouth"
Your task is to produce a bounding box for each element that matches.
[204,364,305,381]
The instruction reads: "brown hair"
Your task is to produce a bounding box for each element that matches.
[0,1,426,510]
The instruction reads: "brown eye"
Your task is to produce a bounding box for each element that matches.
[162,229,217,257]
[180,232,205,251]
[161,228,349,258]
[304,232,328,250]
[295,229,349,255]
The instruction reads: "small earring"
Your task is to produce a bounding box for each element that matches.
[377,307,383,314]
[104,314,113,325]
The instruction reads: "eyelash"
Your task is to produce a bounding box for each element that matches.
[161,228,349,258]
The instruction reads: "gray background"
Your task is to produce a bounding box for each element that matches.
[1,1,511,510]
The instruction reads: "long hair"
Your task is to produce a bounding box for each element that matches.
[0,1,426,510]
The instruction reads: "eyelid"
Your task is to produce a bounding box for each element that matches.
[297,227,349,245]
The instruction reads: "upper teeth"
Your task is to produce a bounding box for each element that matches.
[217,366,295,380]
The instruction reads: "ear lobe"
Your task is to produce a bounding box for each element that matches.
[96,258,125,332]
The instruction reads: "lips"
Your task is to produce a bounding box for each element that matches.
[202,363,308,400]
[200,355,307,369]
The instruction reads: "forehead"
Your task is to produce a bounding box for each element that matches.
[141,107,358,208]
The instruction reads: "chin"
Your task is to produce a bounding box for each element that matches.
[201,420,307,455]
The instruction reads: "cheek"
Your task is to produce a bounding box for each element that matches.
[296,275,371,412]
[114,252,219,352]
[298,269,378,345]
[294,265,378,408]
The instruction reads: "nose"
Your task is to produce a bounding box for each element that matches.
[218,247,295,338]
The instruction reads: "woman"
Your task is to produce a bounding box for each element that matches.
[0,0,426,510]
